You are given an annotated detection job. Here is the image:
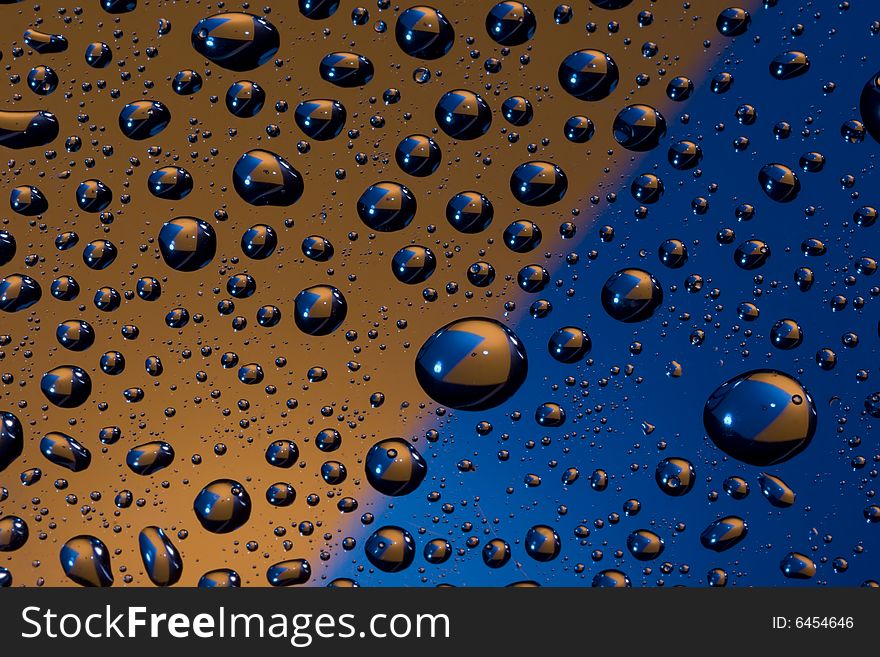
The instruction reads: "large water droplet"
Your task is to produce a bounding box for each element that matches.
[191,13,280,71]
[139,526,183,586]
[40,432,91,472]
[365,438,427,496]
[60,535,113,587]
[41,365,92,408]
[158,217,217,272]
[703,369,817,466]
[395,6,455,60]
[415,317,528,410]
[365,526,415,572]
[193,479,252,533]
[232,149,304,206]
[0,109,59,149]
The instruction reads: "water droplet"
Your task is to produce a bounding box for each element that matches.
[233,149,304,206]
[703,370,817,466]
[139,526,183,586]
[126,441,175,475]
[395,6,455,60]
[41,365,92,408]
[558,49,618,101]
[415,317,528,410]
[700,516,748,551]
[40,432,91,472]
[293,285,347,336]
[435,90,492,140]
[158,217,217,272]
[193,479,252,534]
[191,13,280,71]
[60,535,113,587]
[365,526,415,572]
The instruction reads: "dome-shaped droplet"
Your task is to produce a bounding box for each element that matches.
[446,191,493,233]
[267,559,312,586]
[564,115,595,142]
[365,526,415,572]
[102,0,137,13]
[0,412,24,473]
[859,72,880,143]
[11,184,49,216]
[365,438,427,496]
[299,0,339,19]
[60,535,113,587]
[716,7,750,36]
[395,6,455,60]
[126,441,175,475]
[41,365,91,408]
[658,239,688,269]
[666,75,694,101]
[485,2,536,46]
[655,457,695,496]
[415,317,528,411]
[225,80,266,118]
[501,96,533,126]
[734,239,771,270]
[558,49,618,101]
[301,234,333,261]
[118,100,171,140]
[504,220,542,253]
[435,89,492,140]
[23,28,68,54]
[700,516,748,552]
[27,65,59,96]
[780,552,815,579]
[75,179,112,213]
[601,268,663,323]
[232,149,304,206]
[0,231,16,266]
[0,515,28,552]
[148,166,194,200]
[319,52,375,87]
[357,181,417,232]
[395,134,441,177]
[193,479,252,534]
[392,245,436,284]
[0,274,42,312]
[241,224,278,259]
[158,217,217,272]
[703,369,817,466]
[82,239,117,271]
[139,526,183,586]
[667,140,703,170]
[770,318,803,350]
[770,50,810,80]
[172,69,202,94]
[548,327,591,363]
[613,104,666,152]
[510,160,567,206]
[293,285,347,336]
[0,109,59,149]
[626,529,664,561]
[40,431,91,472]
[85,42,112,68]
[758,163,800,202]
[758,472,796,508]
[592,569,631,587]
[191,13,280,71]
[524,525,560,562]
[295,98,347,141]
[198,569,241,587]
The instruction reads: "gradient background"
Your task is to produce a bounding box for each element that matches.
[1,0,878,587]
